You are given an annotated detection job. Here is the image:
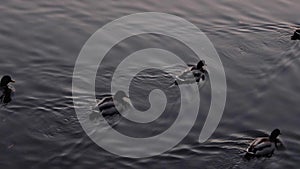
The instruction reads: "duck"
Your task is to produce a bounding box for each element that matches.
[291,29,300,40]
[175,60,208,85]
[190,60,207,73]
[0,75,15,104]
[89,90,132,120]
[245,129,283,159]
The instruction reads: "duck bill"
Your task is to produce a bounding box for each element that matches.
[10,80,15,83]
[122,97,133,107]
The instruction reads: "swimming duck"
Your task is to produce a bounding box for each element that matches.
[175,60,207,85]
[291,29,300,40]
[245,129,282,159]
[89,91,132,120]
[0,75,15,104]
[191,60,207,73]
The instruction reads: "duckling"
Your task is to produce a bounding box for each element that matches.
[89,91,132,120]
[291,29,300,40]
[0,75,15,104]
[175,60,207,85]
[245,129,283,159]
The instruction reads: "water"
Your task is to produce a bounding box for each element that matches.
[1,0,300,168]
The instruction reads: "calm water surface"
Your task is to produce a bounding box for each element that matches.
[0,0,300,168]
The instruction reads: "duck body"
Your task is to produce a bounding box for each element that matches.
[89,91,132,120]
[0,75,15,104]
[246,137,277,158]
[245,129,282,159]
[0,86,14,104]
[175,60,207,85]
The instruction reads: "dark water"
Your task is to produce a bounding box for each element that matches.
[1,0,300,168]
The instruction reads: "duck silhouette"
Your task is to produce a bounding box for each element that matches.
[291,29,300,40]
[89,91,132,121]
[175,60,207,85]
[0,75,15,104]
[245,129,283,159]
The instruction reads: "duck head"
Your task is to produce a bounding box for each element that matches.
[291,29,300,40]
[196,60,205,69]
[269,128,281,142]
[1,75,15,87]
[114,91,127,102]
[114,90,132,106]
[196,60,208,72]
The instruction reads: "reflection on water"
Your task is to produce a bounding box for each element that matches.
[0,0,300,168]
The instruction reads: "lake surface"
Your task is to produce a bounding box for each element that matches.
[1,0,300,168]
